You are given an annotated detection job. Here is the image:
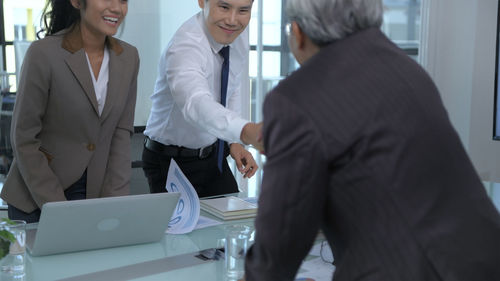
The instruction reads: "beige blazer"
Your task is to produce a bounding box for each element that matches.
[1,25,140,213]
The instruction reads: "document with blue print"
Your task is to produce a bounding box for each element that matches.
[165,159,221,234]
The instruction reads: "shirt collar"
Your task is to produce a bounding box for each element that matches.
[197,12,229,55]
[61,23,123,55]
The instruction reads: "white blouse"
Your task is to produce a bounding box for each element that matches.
[85,47,109,116]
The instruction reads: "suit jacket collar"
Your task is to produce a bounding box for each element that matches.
[62,23,126,120]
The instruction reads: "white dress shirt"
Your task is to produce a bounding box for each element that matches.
[85,47,109,116]
[144,12,249,149]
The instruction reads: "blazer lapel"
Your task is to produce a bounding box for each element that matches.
[61,25,100,116]
[65,51,100,116]
[101,48,126,122]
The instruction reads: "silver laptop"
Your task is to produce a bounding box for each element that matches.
[26,192,180,256]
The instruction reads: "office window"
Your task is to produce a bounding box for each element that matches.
[0,0,43,194]
[382,0,421,59]
[0,0,44,93]
[248,0,422,124]
[247,0,423,195]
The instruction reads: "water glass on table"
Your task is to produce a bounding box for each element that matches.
[0,220,26,275]
[225,225,251,279]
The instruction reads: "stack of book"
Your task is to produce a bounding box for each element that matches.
[200,196,257,220]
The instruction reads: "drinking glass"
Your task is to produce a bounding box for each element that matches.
[225,225,251,279]
[0,220,26,275]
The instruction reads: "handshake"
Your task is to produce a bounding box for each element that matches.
[240,122,264,154]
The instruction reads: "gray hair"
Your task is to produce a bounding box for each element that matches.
[286,0,383,46]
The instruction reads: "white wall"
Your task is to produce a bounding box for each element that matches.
[159,2,200,51]
[118,0,200,126]
[469,0,500,182]
[421,0,500,181]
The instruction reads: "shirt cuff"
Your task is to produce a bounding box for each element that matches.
[227,117,249,144]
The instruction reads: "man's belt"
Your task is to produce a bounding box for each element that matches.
[144,137,216,159]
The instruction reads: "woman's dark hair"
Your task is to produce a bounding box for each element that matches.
[38,0,85,38]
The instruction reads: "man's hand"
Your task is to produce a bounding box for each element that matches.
[230,143,258,178]
[240,122,264,153]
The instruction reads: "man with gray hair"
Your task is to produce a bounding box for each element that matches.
[244,0,500,280]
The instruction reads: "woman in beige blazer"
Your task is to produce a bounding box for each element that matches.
[0,0,139,222]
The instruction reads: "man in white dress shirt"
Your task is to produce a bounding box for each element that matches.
[143,0,261,197]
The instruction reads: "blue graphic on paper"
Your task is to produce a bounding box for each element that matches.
[168,182,184,225]
[165,160,200,234]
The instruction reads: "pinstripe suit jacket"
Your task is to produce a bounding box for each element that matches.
[245,28,500,281]
[1,25,139,213]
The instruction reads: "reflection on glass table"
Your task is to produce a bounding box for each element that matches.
[0,191,256,281]
[16,217,254,281]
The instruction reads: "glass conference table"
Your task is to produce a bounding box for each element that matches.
[0,190,329,281]
[0,187,266,281]
[3,212,254,281]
